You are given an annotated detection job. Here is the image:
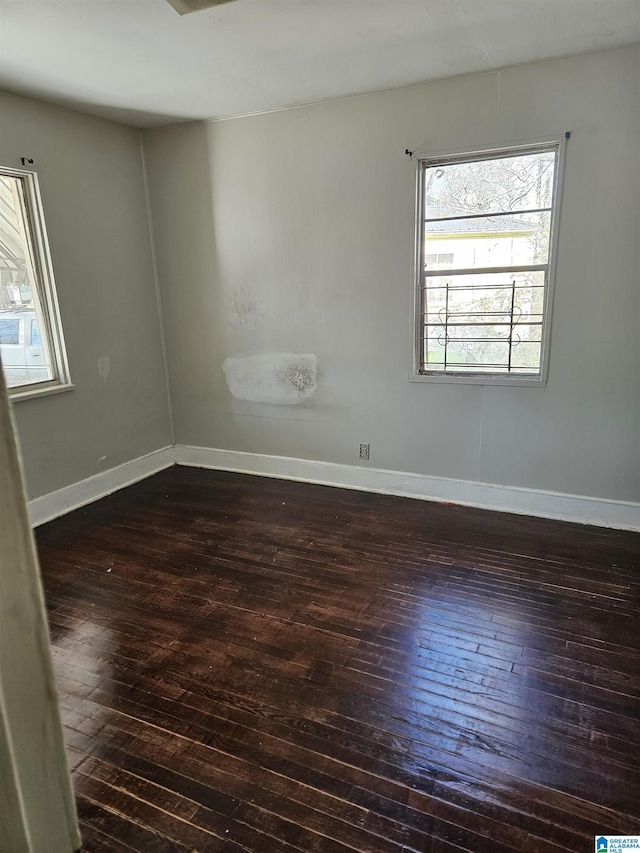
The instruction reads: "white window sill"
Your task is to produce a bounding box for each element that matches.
[409,373,547,387]
[8,381,75,402]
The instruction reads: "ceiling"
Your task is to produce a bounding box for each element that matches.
[1,0,639,128]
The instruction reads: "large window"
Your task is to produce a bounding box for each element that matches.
[0,166,71,397]
[414,139,564,384]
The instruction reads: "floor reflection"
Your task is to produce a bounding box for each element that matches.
[363,564,557,793]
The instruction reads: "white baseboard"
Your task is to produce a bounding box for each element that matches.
[27,443,639,531]
[28,446,175,527]
[175,444,640,532]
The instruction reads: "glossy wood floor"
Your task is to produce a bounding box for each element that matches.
[36,467,640,853]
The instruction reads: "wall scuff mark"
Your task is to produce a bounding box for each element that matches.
[97,356,111,382]
[223,353,318,405]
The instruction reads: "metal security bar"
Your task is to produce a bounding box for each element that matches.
[421,278,544,373]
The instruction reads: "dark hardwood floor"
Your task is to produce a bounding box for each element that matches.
[35,466,640,852]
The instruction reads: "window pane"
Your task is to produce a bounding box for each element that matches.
[425,150,556,219]
[510,341,544,369]
[422,271,545,374]
[423,270,546,298]
[425,211,552,267]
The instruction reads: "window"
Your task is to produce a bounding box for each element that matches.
[0,166,71,397]
[414,138,565,384]
[425,252,454,268]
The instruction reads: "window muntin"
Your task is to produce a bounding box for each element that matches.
[0,167,71,396]
[415,142,562,382]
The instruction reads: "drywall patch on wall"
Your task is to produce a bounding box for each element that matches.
[97,356,111,382]
[223,353,318,405]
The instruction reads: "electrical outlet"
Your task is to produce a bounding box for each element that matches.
[359,443,370,461]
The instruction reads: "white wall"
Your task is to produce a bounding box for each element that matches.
[142,46,640,508]
[0,94,172,500]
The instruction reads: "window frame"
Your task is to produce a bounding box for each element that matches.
[410,135,567,387]
[0,165,72,400]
